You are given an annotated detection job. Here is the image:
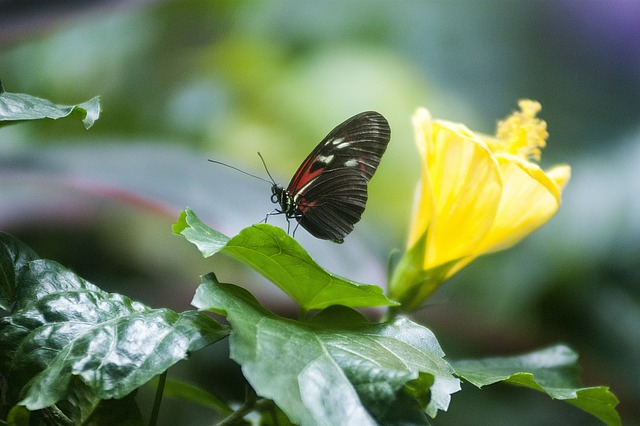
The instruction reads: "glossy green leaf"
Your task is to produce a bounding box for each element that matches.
[451,345,621,426]
[0,231,39,311]
[0,80,100,129]
[175,208,398,311]
[193,274,460,425]
[0,255,229,420]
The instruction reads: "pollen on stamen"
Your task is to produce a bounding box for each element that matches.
[494,99,548,162]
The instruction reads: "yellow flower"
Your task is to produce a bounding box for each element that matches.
[389,100,571,311]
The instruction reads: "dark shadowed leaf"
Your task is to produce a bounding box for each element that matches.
[6,392,144,426]
[156,377,234,416]
[452,345,621,426]
[0,231,39,311]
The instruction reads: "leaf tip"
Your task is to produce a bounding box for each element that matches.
[80,96,101,129]
[172,209,189,235]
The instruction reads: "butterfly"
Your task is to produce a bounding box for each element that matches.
[269,111,390,243]
[210,111,390,243]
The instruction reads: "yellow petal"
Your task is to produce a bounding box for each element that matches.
[546,164,572,191]
[475,155,568,253]
[407,108,436,248]
[423,120,503,269]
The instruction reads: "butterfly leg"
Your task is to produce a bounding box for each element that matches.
[276,211,298,236]
[291,221,301,237]
[263,209,282,224]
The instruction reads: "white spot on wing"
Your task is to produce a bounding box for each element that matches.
[344,159,357,167]
[329,137,352,149]
[317,154,334,164]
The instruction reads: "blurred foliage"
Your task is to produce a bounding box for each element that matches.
[1,0,639,424]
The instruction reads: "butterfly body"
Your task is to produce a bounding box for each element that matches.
[270,111,391,243]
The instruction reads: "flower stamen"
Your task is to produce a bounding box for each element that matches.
[492,99,548,161]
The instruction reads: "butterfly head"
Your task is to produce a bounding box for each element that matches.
[271,184,297,217]
[270,184,283,203]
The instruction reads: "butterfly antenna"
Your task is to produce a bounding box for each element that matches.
[208,159,273,185]
[257,152,278,185]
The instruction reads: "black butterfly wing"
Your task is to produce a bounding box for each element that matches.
[287,111,391,243]
[294,168,369,242]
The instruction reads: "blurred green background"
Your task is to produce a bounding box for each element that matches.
[1,1,638,424]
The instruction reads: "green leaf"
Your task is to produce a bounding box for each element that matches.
[0,82,100,129]
[172,208,230,256]
[156,377,233,415]
[6,404,31,426]
[175,208,398,311]
[0,232,39,311]
[0,257,229,420]
[451,345,621,426]
[193,274,460,425]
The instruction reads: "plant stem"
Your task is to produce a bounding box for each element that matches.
[149,370,167,426]
[215,387,275,426]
